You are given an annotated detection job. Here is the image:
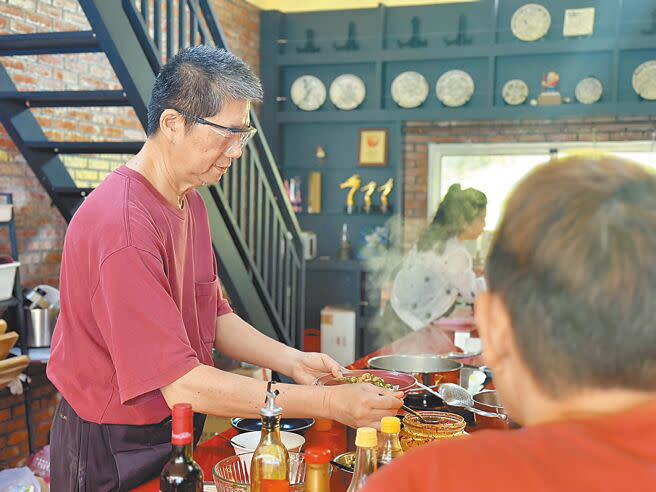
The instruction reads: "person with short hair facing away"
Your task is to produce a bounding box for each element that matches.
[364,154,656,491]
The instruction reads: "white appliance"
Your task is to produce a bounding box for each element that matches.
[320,306,356,366]
[301,231,317,260]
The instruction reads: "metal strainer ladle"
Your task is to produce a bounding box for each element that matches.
[438,383,508,421]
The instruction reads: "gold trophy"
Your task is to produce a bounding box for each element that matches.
[340,174,361,214]
[361,181,377,214]
[379,178,394,214]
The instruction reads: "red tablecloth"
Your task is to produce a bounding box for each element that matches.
[133,323,480,491]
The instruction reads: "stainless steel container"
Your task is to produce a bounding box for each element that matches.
[368,354,462,389]
[26,307,58,347]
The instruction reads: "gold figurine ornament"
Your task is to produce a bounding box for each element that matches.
[379,178,394,214]
[361,181,377,214]
[340,174,362,214]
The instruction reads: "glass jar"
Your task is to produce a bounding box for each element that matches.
[399,411,466,451]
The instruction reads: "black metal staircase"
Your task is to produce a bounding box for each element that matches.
[0,0,305,348]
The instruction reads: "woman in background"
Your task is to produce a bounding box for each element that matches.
[373,184,487,348]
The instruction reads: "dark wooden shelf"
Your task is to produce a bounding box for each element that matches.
[297,211,394,217]
[307,258,365,272]
[277,102,656,123]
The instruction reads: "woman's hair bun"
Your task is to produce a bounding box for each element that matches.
[447,183,462,195]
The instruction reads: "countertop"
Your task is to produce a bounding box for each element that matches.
[133,322,481,491]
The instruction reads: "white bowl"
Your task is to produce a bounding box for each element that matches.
[230,431,305,470]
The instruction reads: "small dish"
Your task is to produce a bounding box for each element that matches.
[332,451,356,473]
[231,417,315,435]
[230,431,305,470]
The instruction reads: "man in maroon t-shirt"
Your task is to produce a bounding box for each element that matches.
[47,46,401,491]
[364,156,656,491]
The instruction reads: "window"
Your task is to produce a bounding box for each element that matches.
[428,141,656,258]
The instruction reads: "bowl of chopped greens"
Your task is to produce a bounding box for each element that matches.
[313,369,416,393]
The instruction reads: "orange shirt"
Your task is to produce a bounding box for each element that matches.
[364,401,656,492]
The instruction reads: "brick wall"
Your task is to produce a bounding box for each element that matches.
[211,0,260,77]
[0,0,260,471]
[0,0,261,288]
[0,364,58,470]
[402,115,656,246]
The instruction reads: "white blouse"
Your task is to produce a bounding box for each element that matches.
[390,237,486,330]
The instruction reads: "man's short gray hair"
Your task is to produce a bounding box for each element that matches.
[146,45,263,136]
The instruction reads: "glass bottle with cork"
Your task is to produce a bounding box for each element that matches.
[160,403,203,491]
[250,382,290,492]
[346,427,378,492]
[305,447,332,492]
[378,416,404,466]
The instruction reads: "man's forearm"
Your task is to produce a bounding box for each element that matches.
[161,364,331,419]
[214,313,299,378]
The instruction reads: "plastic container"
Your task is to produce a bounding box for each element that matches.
[0,262,19,301]
[0,204,13,223]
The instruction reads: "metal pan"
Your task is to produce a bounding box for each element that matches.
[367,354,462,392]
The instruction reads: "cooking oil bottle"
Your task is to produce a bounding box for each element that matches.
[346,427,378,492]
[250,382,290,492]
[378,416,404,465]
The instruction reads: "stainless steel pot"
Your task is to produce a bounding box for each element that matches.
[26,307,58,347]
[367,354,462,390]
[472,390,511,430]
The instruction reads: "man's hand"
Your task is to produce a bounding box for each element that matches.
[290,351,342,385]
[325,383,404,429]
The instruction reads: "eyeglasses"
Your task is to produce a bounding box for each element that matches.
[173,108,257,151]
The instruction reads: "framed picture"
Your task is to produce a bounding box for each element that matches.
[563,8,595,37]
[358,128,389,167]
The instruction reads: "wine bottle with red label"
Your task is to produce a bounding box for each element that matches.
[160,403,203,491]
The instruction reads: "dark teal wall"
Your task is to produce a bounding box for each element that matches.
[259,0,656,346]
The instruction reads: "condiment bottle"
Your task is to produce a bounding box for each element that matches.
[304,447,331,492]
[378,416,404,465]
[305,418,345,459]
[346,427,378,492]
[251,382,290,492]
[160,403,203,491]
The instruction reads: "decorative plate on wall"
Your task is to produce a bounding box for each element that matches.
[329,74,366,110]
[575,77,603,104]
[390,71,429,109]
[290,75,326,111]
[436,70,475,107]
[632,61,656,101]
[511,3,551,42]
[501,79,529,105]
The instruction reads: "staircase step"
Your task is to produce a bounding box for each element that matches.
[53,187,95,197]
[0,31,100,56]
[25,141,143,154]
[0,90,129,108]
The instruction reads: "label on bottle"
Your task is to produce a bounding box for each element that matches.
[260,479,290,492]
[171,430,192,445]
[171,403,194,446]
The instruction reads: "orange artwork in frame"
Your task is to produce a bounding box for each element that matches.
[358,128,388,167]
